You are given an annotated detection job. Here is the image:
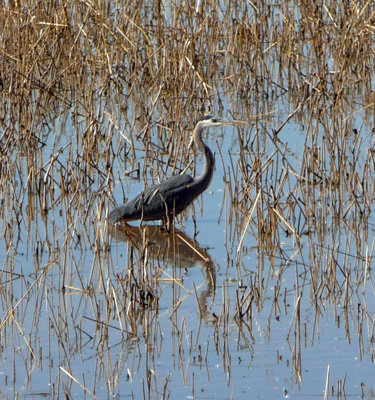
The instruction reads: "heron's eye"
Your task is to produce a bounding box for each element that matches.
[211,118,218,123]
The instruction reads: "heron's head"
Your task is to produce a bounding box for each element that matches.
[197,114,247,130]
[189,115,247,149]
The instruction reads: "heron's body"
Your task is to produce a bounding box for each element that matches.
[108,115,246,227]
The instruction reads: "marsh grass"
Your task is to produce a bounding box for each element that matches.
[1,0,375,398]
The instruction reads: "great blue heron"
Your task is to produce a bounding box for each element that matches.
[108,115,247,228]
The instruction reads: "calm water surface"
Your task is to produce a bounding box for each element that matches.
[2,110,375,399]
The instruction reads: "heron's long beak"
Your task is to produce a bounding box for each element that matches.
[221,120,248,127]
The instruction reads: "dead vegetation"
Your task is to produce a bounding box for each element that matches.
[1,0,375,398]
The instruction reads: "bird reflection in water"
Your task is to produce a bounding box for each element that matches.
[109,223,216,323]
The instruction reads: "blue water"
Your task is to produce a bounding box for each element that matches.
[2,109,375,399]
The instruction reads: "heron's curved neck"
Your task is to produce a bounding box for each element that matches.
[193,126,215,191]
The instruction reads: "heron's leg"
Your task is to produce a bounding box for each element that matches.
[160,216,168,231]
[167,214,173,233]
[161,215,174,233]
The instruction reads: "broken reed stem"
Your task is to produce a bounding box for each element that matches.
[60,366,99,400]
[237,190,261,259]
[324,364,330,400]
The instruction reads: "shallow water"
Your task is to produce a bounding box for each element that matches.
[2,1,375,399]
[2,113,375,399]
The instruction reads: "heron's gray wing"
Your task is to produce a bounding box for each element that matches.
[109,174,195,223]
[139,174,196,218]
[142,174,194,203]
